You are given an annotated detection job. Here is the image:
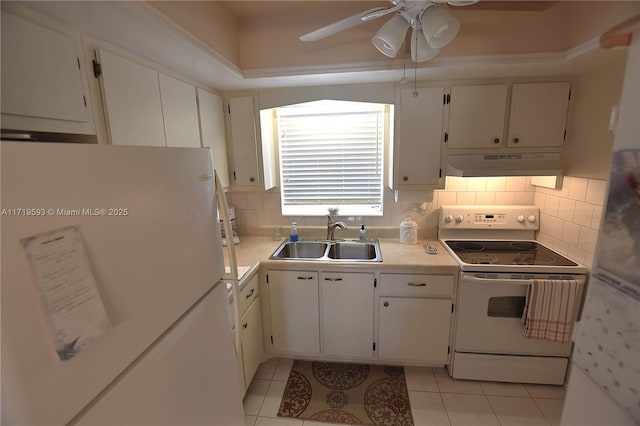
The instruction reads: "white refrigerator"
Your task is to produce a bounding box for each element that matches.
[1,142,246,425]
[561,28,640,425]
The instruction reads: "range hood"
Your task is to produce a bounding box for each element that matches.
[446,152,562,177]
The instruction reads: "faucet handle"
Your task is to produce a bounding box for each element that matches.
[327,214,333,225]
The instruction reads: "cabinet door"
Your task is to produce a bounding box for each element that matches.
[228,96,260,186]
[448,85,508,149]
[241,298,264,390]
[1,11,91,131]
[98,49,166,147]
[158,73,200,148]
[268,270,319,355]
[198,88,230,188]
[378,297,451,363]
[321,272,374,358]
[507,82,570,148]
[395,87,445,188]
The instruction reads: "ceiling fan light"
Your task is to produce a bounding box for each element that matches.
[372,14,409,58]
[411,29,439,62]
[421,5,460,49]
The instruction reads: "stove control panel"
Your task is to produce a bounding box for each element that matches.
[440,205,539,230]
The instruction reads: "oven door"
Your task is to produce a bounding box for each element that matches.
[455,272,584,356]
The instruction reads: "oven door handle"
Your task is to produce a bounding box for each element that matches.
[464,275,534,286]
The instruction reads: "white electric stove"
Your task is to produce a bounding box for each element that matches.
[439,205,587,385]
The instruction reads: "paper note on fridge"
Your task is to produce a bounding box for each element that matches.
[21,225,110,361]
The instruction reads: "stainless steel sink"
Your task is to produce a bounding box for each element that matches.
[271,241,328,259]
[269,239,382,262]
[327,242,380,261]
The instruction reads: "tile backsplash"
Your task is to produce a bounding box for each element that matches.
[534,176,607,269]
[227,175,607,269]
[226,176,536,239]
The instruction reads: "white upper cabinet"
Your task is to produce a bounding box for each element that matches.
[507,82,570,148]
[446,81,570,151]
[158,73,200,148]
[198,88,230,188]
[98,49,166,146]
[0,8,94,134]
[393,87,446,189]
[98,49,203,148]
[227,96,260,186]
[447,84,508,149]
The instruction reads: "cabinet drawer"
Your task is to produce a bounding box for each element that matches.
[238,274,259,315]
[379,274,453,297]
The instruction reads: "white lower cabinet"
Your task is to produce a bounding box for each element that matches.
[231,273,264,392]
[240,297,263,390]
[267,270,320,355]
[377,274,454,363]
[265,269,455,365]
[321,272,374,358]
[378,297,452,363]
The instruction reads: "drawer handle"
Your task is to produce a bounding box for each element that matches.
[383,301,389,307]
[408,282,427,287]
[324,277,343,282]
[245,288,255,298]
[242,323,248,329]
[297,276,314,280]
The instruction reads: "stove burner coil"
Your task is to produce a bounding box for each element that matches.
[466,253,498,264]
[511,241,538,251]
[454,242,484,251]
[514,252,556,265]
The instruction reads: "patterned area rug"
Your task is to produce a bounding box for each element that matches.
[277,360,414,425]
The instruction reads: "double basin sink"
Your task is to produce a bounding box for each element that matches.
[270,239,382,262]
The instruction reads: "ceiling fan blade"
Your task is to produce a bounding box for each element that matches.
[299,7,396,42]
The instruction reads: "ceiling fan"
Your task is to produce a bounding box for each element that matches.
[299,0,479,63]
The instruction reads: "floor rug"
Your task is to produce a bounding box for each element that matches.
[277,360,414,425]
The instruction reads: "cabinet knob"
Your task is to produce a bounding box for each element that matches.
[242,323,248,329]
[403,176,408,182]
[249,177,255,182]
[513,137,520,143]
[383,301,389,307]
[493,138,500,144]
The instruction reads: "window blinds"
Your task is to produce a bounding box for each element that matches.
[276,100,385,215]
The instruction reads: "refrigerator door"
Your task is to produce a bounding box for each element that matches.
[1,143,227,424]
[75,282,245,425]
[563,27,640,424]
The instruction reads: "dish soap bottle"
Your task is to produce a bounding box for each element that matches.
[289,222,299,242]
[359,224,367,242]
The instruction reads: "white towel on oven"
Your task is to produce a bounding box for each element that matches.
[522,279,583,343]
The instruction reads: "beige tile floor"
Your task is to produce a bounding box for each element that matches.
[243,358,567,426]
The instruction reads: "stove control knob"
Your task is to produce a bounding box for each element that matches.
[528,215,537,223]
[444,214,453,223]
[455,214,464,223]
[517,214,526,223]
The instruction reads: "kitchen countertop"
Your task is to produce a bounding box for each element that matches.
[224,237,459,276]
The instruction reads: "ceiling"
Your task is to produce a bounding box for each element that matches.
[146,1,638,88]
[19,1,639,90]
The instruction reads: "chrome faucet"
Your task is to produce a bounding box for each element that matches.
[326,214,348,240]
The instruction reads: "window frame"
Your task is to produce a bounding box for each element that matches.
[268,100,393,217]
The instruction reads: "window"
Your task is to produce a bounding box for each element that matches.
[273,100,391,216]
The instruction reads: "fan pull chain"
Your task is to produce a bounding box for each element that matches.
[413,25,419,97]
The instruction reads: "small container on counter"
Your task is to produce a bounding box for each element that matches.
[399,217,418,244]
